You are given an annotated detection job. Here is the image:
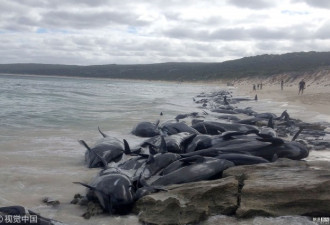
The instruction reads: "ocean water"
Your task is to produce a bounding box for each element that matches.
[0,74,326,225]
[0,74,218,224]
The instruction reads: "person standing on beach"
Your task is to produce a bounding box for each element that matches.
[298,79,306,95]
[281,80,284,90]
[253,84,256,91]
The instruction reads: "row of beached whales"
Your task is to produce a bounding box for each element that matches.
[71,90,313,216]
[0,90,324,223]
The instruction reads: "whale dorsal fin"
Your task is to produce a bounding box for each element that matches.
[292,127,304,141]
[78,140,91,151]
[267,117,274,129]
[123,139,131,154]
[98,126,108,138]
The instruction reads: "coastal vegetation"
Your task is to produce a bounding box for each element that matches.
[1,51,330,80]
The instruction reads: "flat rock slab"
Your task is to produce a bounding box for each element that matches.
[135,176,238,225]
[135,159,330,225]
[223,159,330,217]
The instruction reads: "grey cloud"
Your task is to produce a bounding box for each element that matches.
[164,27,248,41]
[1,24,35,32]
[164,27,203,39]
[16,16,40,27]
[0,1,26,14]
[292,0,330,9]
[209,28,248,40]
[255,39,330,54]
[249,27,292,40]
[0,33,231,65]
[226,0,276,9]
[164,12,180,21]
[10,0,198,10]
[163,27,247,41]
[0,0,330,65]
[254,41,289,54]
[163,11,223,27]
[0,32,329,65]
[42,10,150,29]
[10,0,125,8]
[164,24,315,42]
[315,20,330,39]
[10,0,53,8]
[0,0,149,32]
[1,13,40,31]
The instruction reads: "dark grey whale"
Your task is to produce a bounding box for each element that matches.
[211,109,238,114]
[139,153,181,180]
[79,137,130,168]
[142,132,196,154]
[192,121,259,135]
[215,153,269,165]
[161,122,200,135]
[132,121,160,137]
[150,157,234,186]
[185,134,214,152]
[161,155,206,175]
[74,172,135,214]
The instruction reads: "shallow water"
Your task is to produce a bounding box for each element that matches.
[0,75,327,225]
[0,74,218,224]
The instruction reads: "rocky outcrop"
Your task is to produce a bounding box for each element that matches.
[134,176,238,225]
[223,158,330,218]
[135,159,330,225]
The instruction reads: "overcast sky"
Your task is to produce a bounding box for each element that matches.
[0,0,329,65]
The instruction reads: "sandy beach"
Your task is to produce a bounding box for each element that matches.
[235,83,330,115]
[228,70,330,116]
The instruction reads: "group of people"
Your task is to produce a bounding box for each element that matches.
[253,79,306,95]
[252,82,263,91]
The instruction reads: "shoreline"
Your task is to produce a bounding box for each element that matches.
[2,72,329,120]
